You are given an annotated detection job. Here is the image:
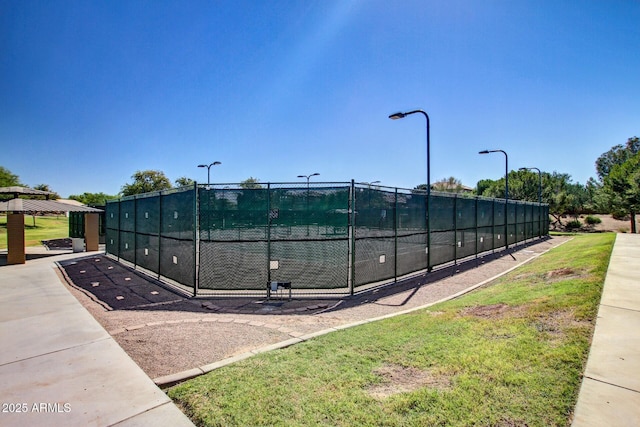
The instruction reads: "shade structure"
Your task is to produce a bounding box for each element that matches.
[1,193,103,265]
[0,186,55,198]
[0,198,103,214]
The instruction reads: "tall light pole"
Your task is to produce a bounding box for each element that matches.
[479,149,509,251]
[520,167,542,239]
[197,161,221,186]
[389,109,431,270]
[198,161,221,242]
[388,110,430,193]
[297,173,319,236]
[297,173,320,186]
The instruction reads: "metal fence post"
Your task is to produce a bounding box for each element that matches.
[348,179,355,295]
[132,195,137,269]
[539,203,543,239]
[193,182,199,297]
[453,194,458,265]
[158,191,162,281]
[474,196,479,262]
[504,199,509,252]
[267,182,272,285]
[512,201,517,247]
[394,188,398,283]
[427,190,431,272]
[116,198,121,261]
[492,198,496,253]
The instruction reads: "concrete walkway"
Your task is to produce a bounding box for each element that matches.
[0,249,194,427]
[572,233,640,426]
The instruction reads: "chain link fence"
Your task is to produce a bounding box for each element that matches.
[105,182,549,297]
[69,209,106,243]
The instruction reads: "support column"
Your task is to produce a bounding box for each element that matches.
[7,213,26,264]
[84,213,99,251]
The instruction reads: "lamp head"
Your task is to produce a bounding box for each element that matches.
[478,150,490,154]
[388,112,406,120]
[197,164,207,168]
[213,161,221,165]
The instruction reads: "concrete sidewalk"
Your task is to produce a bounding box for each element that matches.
[572,233,640,426]
[0,249,194,427]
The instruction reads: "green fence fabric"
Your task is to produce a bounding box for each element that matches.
[69,211,84,238]
[105,182,548,296]
[198,184,350,290]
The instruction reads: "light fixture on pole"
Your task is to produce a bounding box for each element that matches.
[297,173,319,236]
[388,110,430,194]
[197,161,221,186]
[389,109,431,270]
[297,173,320,185]
[479,149,509,251]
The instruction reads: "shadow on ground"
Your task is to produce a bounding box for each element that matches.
[1,250,73,267]
[57,237,551,316]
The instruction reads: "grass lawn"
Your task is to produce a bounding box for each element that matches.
[0,215,69,250]
[168,233,615,427]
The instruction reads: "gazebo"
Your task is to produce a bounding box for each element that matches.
[0,187,103,265]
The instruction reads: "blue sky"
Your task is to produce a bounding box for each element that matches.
[1,0,639,197]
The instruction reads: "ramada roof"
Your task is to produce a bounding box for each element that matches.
[0,187,102,213]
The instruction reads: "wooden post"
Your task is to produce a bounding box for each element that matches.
[84,213,99,251]
[7,213,26,264]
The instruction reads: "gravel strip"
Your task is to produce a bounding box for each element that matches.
[58,236,567,382]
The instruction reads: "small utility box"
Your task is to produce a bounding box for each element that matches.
[267,281,292,301]
[72,238,85,253]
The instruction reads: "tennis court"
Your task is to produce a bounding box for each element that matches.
[105,182,548,297]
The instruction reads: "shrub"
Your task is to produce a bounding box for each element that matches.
[585,215,602,225]
[565,219,582,230]
[612,212,629,221]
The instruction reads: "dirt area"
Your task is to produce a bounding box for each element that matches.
[57,236,570,383]
[367,364,452,399]
[553,214,638,233]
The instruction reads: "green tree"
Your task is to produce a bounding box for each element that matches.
[478,170,588,229]
[69,192,118,205]
[120,170,173,196]
[0,166,22,187]
[33,184,60,199]
[175,177,195,188]
[240,177,262,189]
[431,176,465,193]
[541,173,590,228]
[602,152,640,233]
[475,179,494,196]
[584,177,610,213]
[505,170,539,202]
[595,136,639,180]
[594,137,640,232]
